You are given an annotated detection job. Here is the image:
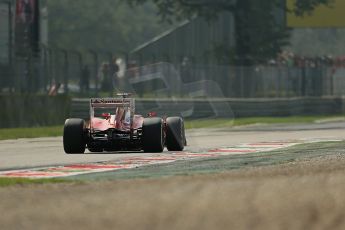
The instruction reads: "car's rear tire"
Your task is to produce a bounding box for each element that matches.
[142,117,164,153]
[63,118,86,154]
[166,117,185,151]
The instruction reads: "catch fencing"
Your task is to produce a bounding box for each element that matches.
[0,49,342,98]
[0,47,125,96]
[119,62,333,98]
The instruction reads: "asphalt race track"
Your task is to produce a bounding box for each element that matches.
[1,121,345,171]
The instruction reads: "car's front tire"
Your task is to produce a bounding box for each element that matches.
[63,118,86,154]
[142,117,164,153]
[166,117,185,151]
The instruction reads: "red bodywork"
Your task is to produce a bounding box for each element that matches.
[90,114,144,131]
[85,96,169,152]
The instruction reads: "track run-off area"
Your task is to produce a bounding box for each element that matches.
[3,122,345,230]
[1,122,345,179]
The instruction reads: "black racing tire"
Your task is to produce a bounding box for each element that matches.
[142,117,164,153]
[166,117,185,151]
[63,118,86,154]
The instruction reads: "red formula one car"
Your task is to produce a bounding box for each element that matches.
[63,94,186,154]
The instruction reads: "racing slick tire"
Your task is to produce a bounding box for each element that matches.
[166,117,185,151]
[63,118,86,154]
[142,117,164,153]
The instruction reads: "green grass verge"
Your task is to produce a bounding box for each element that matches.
[0,115,344,140]
[0,178,72,187]
[0,126,62,140]
[70,141,345,181]
[184,115,345,129]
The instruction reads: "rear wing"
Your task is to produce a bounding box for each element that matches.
[90,98,134,108]
[89,98,135,127]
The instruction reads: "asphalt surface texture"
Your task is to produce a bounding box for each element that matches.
[2,121,345,230]
[1,121,345,171]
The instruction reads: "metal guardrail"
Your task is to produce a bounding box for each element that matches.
[70,97,343,120]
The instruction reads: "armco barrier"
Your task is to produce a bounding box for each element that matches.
[0,95,345,128]
[4,96,342,129]
[70,97,344,120]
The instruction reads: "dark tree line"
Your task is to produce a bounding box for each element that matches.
[127,0,332,65]
[46,0,174,53]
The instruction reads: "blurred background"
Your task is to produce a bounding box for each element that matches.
[1,0,345,127]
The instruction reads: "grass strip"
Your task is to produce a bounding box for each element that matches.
[0,178,72,187]
[185,115,344,129]
[69,141,345,181]
[0,126,62,140]
[0,115,344,140]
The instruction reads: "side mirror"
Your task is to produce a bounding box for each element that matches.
[101,113,111,119]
